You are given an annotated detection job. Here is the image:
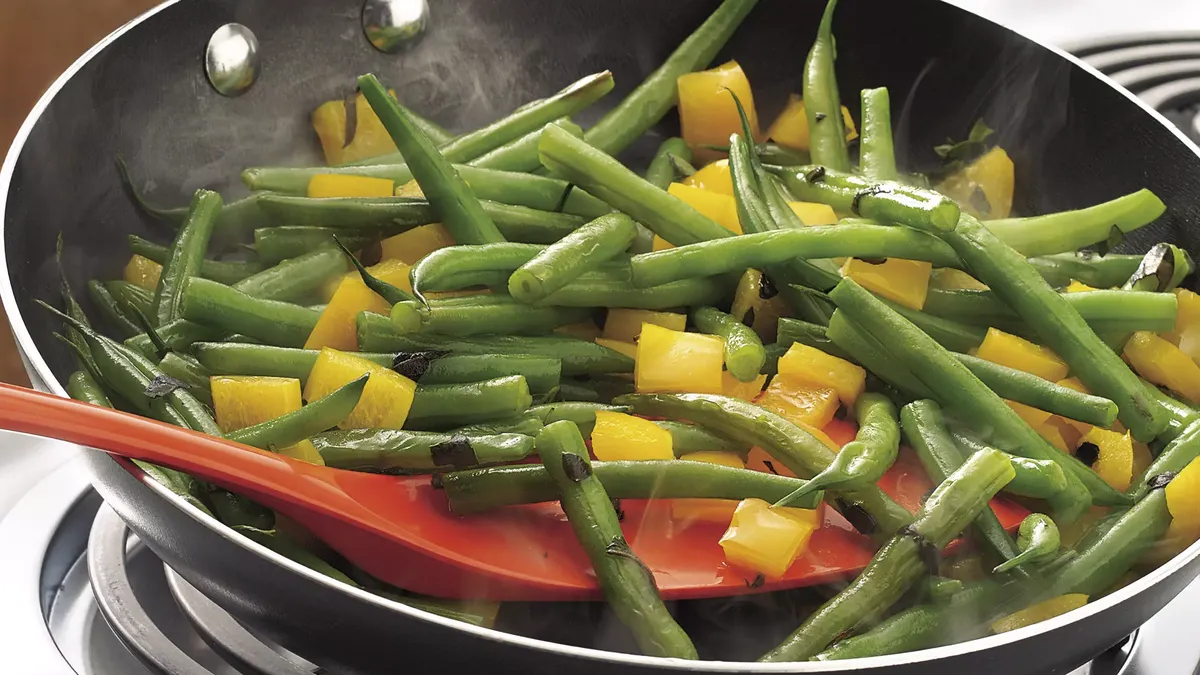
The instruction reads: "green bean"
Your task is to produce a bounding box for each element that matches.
[410,242,543,294]
[253,227,381,265]
[359,74,504,245]
[391,296,591,336]
[986,189,1165,257]
[104,280,154,320]
[774,393,899,506]
[537,272,729,310]
[584,0,758,155]
[228,375,368,450]
[1128,418,1200,500]
[124,318,225,359]
[630,226,961,288]
[469,118,584,174]
[812,604,943,661]
[228,244,349,304]
[940,214,1168,441]
[313,429,534,472]
[872,294,987,353]
[180,278,319,348]
[153,189,222,325]
[332,238,413,305]
[644,138,694,190]
[67,370,113,407]
[116,340,222,437]
[441,458,820,516]
[924,288,1179,335]
[772,165,961,232]
[760,447,1015,662]
[233,526,355,585]
[87,280,141,338]
[614,393,913,538]
[128,235,263,285]
[535,422,698,659]
[191,342,561,392]
[406,375,532,430]
[829,278,1114,519]
[993,514,1059,573]
[777,317,853,361]
[452,414,545,437]
[1027,252,1145,289]
[858,87,896,180]
[527,402,630,436]
[1122,242,1194,293]
[157,352,214,407]
[660,420,752,457]
[954,353,1118,426]
[540,124,732,246]
[509,213,638,303]
[356,71,615,167]
[205,490,272,529]
[483,202,589,243]
[802,0,851,172]
[691,306,765,381]
[115,157,264,240]
[1151,388,1200,444]
[950,430,1069,500]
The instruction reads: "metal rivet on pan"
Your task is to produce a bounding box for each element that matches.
[362,0,430,54]
[205,23,260,97]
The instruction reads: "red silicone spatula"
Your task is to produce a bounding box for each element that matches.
[0,382,1026,600]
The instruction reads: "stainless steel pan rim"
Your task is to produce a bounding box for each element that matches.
[3,0,1200,670]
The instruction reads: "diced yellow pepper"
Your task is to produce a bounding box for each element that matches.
[307,174,395,198]
[756,380,840,429]
[976,328,1070,382]
[719,498,819,578]
[677,60,759,163]
[311,90,398,165]
[671,452,747,523]
[1124,331,1200,403]
[682,159,734,196]
[840,258,933,311]
[766,94,858,151]
[1166,457,1200,532]
[931,268,988,291]
[555,322,602,341]
[1164,288,1200,363]
[124,254,163,292]
[1037,421,1071,453]
[667,182,741,234]
[936,146,1015,220]
[595,338,638,360]
[723,371,767,401]
[787,202,838,226]
[380,224,456,264]
[1132,440,1154,481]
[305,260,413,351]
[210,376,324,464]
[1080,427,1133,492]
[635,324,724,395]
[394,179,424,198]
[730,268,789,343]
[591,411,674,461]
[1067,280,1099,293]
[777,342,866,406]
[991,594,1089,634]
[1006,400,1052,428]
[602,309,687,343]
[303,348,416,429]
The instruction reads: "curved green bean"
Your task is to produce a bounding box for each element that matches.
[407,375,533,430]
[691,306,766,382]
[313,429,535,471]
[180,278,319,348]
[859,87,896,180]
[228,375,368,450]
[508,213,638,303]
[802,0,850,172]
[153,189,222,325]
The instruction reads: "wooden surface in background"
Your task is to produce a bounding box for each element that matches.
[0,0,161,386]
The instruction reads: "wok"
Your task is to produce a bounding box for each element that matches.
[3,0,1200,672]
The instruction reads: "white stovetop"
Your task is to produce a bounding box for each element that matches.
[947,0,1200,48]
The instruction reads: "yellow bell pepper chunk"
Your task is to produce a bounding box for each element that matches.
[1132,440,1154,481]
[1166,457,1200,532]
[380,224,456,264]
[595,338,638,360]
[730,268,789,343]
[311,90,399,165]
[757,380,840,429]
[591,411,674,461]
[555,322,602,341]
[602,309,687,343]
[787,202,838,226]
[1006,400,1052,428]
[777,342,866,406]
[976,328,1070,382]
[766,94,857,151]
[1124,331,1200,403]
[1067,280,1099,293]
[936,146,1015,220]
[672,452,747,523]
[394,180,424,198]
[305,260,414,351]
[307,175,395,198]
[719,498,819,578]
[931,268,988,291]
[722,371,767,401]
[682,159,734,196]
[1037,421,1071,453]
[210,376,324,464]
[840,257,933,311]
[635,324,724,395]
[1080,427,1133,492]
[677,60,759,163]
[124,254,163,292]
[1164,288,1200,363]
[303,348,416,429]
[667,182,741,234]
[991,594,1089,634]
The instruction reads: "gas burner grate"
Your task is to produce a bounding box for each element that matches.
[1073,33,1200,145]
